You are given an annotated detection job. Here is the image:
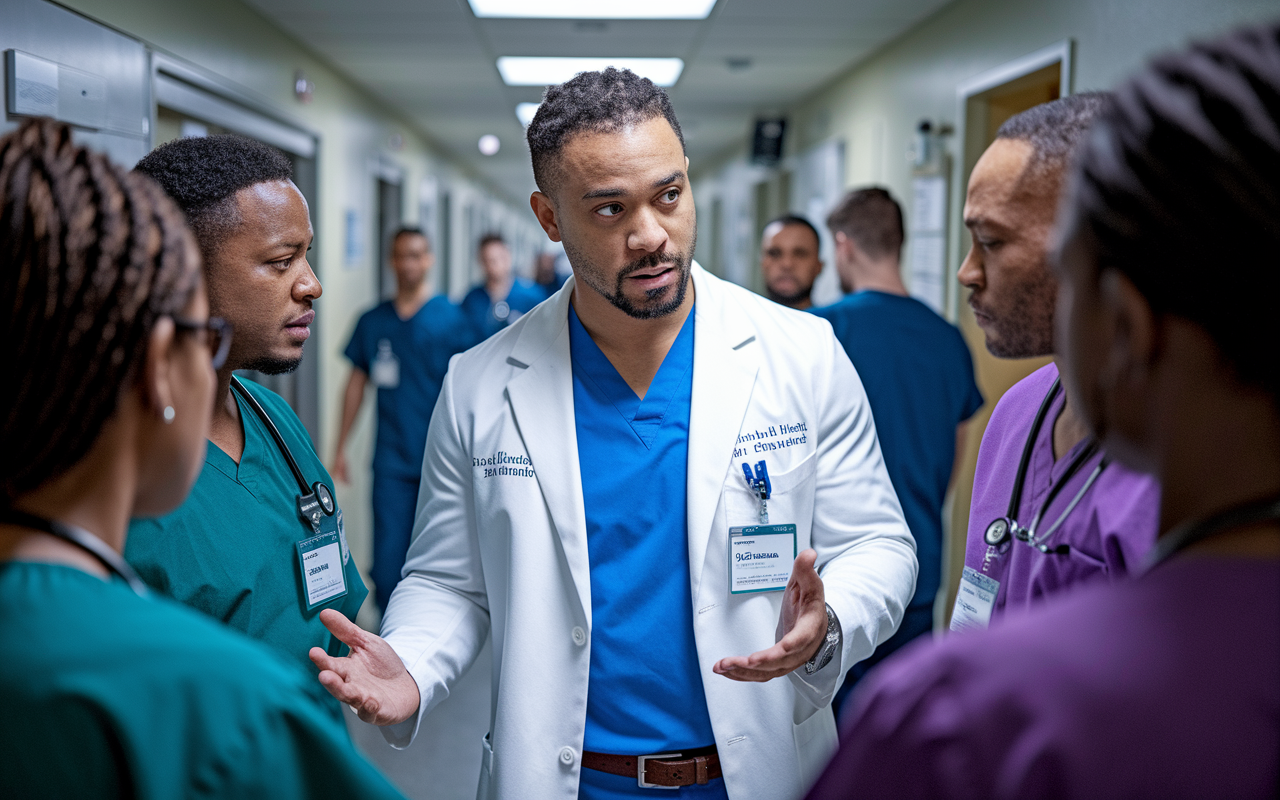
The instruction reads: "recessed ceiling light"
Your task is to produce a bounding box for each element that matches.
[478,134,501,156]
[497,57,684,87]
[516,103,541,127]
[469,0,716,19]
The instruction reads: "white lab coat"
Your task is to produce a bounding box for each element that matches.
[381,264,916,800]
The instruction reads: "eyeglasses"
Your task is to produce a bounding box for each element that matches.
[172,316,233,370]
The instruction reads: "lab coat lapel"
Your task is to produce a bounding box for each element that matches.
[687,266,760,599]
[505,282,592,624]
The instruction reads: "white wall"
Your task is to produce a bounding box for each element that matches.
[58,0,547,603]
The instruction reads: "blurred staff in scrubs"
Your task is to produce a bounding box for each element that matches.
[334,226,470,612]
[808,24,1280,799]
[0,119,405,799]
[460,233,545,340]
[947,92,1160,633]
[760,214,824,310]
[812,188,983,715]
[124,135,369,721]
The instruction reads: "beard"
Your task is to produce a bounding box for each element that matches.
[766,283,812,307]
[565,231,695,320]
[974,268,1058,359]
[240,354,302,375]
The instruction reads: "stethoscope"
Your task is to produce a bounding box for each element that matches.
[0,507,149,596]
[0,379,336,597]
[1144,494,1280,571]
[983,377,1110,555]
[231,376,336,535]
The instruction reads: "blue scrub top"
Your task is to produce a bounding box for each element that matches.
[569,306,727,800]
[344,296,473,480]
[811,291,983,608]
[461,280,545,341]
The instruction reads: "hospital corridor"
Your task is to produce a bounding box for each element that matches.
[0,0,1277,797]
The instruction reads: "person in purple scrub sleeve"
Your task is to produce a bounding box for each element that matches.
[945,92,1161,632]
[807,23,1280,799]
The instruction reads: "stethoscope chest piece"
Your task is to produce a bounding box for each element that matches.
[984,517,1012,547]
[314,481,335,515]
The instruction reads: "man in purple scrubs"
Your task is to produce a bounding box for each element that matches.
[808,24,1280,798]
[948,92,1160,631]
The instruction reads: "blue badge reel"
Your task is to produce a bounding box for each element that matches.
[730,460,797,594]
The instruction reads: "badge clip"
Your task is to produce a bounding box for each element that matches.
[296,482,336,536]
[741,460,771,524]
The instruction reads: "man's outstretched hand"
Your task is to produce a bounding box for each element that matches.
[310,609,421,726]
[713,548,828,682]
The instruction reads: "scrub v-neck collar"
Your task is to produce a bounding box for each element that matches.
[568,305,695,450]
[203,388,271,498]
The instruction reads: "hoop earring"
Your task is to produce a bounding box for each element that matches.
[163,406,175,424]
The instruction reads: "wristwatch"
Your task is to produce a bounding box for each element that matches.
[804,604,841,675]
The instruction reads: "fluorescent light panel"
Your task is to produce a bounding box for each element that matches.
[516,103,541,127]
[498,57,684,87]
[470,0,715,19]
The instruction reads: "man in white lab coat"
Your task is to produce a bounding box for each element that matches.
[311,67,916,800]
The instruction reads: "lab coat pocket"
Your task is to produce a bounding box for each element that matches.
[723,452,818,544]
[792,706,837,794]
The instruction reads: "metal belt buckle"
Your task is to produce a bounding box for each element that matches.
[637,752,681,790]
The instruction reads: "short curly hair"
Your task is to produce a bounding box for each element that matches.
[996,92,1110,186]
[133,134,293,263]
[526,67,685,197]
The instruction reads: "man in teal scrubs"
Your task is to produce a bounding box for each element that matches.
[0,117,402,799]
[125,135,368,720]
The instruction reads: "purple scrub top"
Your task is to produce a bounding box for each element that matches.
[962,363,1160,619]
[807,555,1280,799]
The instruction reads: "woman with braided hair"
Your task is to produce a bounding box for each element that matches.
[808,22,1279,800]
[0,118,405,799]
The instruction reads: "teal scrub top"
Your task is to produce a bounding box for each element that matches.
[125,378,368,720]
[0,561,405,799]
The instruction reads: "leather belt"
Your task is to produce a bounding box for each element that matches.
[582,745,721,788]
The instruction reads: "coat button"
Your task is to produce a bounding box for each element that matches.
[572,626,587,646]
[559,746,576,765]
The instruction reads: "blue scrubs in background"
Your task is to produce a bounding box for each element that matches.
[569,306,728,800]
[811,290,983,713]
[344,295,473,611]
[461,280,545,341]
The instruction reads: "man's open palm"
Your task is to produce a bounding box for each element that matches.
[712,548,828,682]
[309,609,421,726]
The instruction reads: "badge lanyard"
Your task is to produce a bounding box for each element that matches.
[983,377,1110,555]
[0,507,148,596]
[1143,493,1280,571]
[231,377,347,611]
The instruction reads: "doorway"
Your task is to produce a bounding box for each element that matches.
[151,59,323,442]
[376,178,403,301]
[940,42,1072,628]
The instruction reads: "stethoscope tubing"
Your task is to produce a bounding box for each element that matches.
[989,377,1109,552]
[0,507,149,596]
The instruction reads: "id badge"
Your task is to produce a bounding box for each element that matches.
[949,566,999,633]
[296,512,348,611]
[371,339,400,388]
[729,523,797,594]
